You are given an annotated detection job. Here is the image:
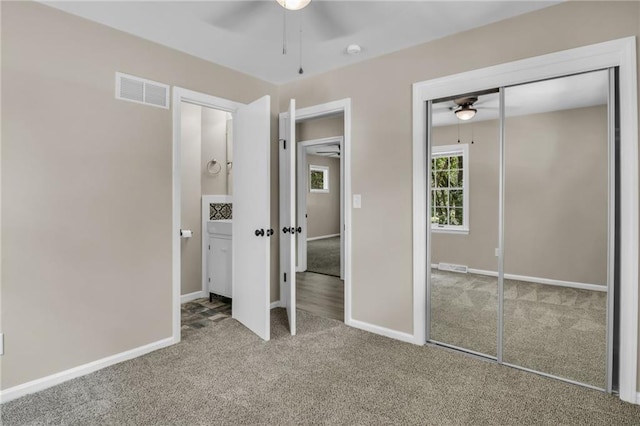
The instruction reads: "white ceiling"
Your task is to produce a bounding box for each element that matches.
[432,70,609,127]
[43,1,558,84]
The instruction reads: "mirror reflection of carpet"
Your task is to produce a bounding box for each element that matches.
[307,237,340,277]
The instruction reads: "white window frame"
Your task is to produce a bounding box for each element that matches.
[309,165,329,193]
[431,144,469,234]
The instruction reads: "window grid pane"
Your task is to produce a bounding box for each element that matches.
[431,152,465,227]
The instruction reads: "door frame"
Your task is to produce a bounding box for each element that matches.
[297,136,345,280]
[172,87,243,343]
[279,99,352,324]
[412,37,638,403]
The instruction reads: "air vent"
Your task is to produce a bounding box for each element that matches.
[438,262,468,273]
[115,72,170,109]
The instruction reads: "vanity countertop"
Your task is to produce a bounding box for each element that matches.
[207,220,232,236]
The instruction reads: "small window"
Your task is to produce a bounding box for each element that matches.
[431,144,469,234]
[309,165,329,193]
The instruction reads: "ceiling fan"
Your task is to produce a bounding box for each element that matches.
[207,1,353,42]
[447,96,498,120]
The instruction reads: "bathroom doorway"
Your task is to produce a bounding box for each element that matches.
[173,88,273,343]
[178,100,234,335]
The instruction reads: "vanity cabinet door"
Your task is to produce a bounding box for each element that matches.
[208,236,232,298]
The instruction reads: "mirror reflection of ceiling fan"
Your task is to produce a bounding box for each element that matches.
[448,96,497,120]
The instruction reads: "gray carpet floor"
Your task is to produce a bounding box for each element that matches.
[3,309,639,425]
[431,270,607,388]
[306,236,340,277]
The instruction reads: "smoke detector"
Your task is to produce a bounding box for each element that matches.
[346,44,362,55]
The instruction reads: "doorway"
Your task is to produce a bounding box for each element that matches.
[172,87,274,343]
[278,99,352,332]
[296,136,345,321]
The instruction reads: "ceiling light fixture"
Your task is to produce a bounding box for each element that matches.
[455,104,477,121]
[277,0,311,11]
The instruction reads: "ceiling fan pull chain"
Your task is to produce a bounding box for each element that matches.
[282,7,287,55]
[299,26,304,74]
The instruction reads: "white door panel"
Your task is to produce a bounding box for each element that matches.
[279,99,296,335]
[232,95,271,341]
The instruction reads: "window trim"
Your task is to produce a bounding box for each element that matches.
[309,165,329,193]
[430,143,469,234]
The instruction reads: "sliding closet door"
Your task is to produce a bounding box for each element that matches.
[502,71,610,388]
[429,91,500,358]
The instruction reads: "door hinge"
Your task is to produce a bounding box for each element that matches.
[283,139,287,149]
[284,273,287,282]
[208,245,211,250]
[208,278,210,283]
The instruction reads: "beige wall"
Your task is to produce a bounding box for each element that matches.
[201,108,230,196]
[297,116,344,141]
[279,1,639,357]
[306,155,341,239]
[432,106,608,285]
[1,1,279,390]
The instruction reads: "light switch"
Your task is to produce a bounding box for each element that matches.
[353,194,362,209]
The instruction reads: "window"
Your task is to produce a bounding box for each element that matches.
[309,165,329,193]
[431,144,469,234]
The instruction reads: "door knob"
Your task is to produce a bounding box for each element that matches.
[255,229,265,237]
[296,227,302,233]
[282,227,290,234]
[266,229,274,236]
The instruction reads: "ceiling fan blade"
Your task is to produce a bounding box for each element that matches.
[304,2,353,40]
[207,1,272,32]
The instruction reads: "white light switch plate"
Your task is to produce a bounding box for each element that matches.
[0,333,4,355]
[353,194,362,209]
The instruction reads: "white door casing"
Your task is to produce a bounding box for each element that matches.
[279,99,297,335]
[232,95,271,341]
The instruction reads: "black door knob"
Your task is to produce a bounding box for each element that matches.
[282,227,289,234]
[296,227,302,233]
[255,229,264,237]
[266,228,274,236]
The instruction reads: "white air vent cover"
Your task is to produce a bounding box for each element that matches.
[115,72,169,109]
[438,262,468,273]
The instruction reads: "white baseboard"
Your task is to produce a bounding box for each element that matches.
[431,264,606,292]
[0,336,176,404]
[270,300,283,309]
[346,318,419,345]
[307,233,340,242]
[636,392,640,405]
[181,291,207,304]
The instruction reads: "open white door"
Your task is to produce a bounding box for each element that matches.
[232,95,271,341]
[279,99,296,335]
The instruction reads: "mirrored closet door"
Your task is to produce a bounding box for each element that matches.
[502,70,612,389]
[427,69,616,392]
[429,91,500,358]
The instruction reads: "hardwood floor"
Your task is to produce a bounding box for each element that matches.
[296,271,344,322]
